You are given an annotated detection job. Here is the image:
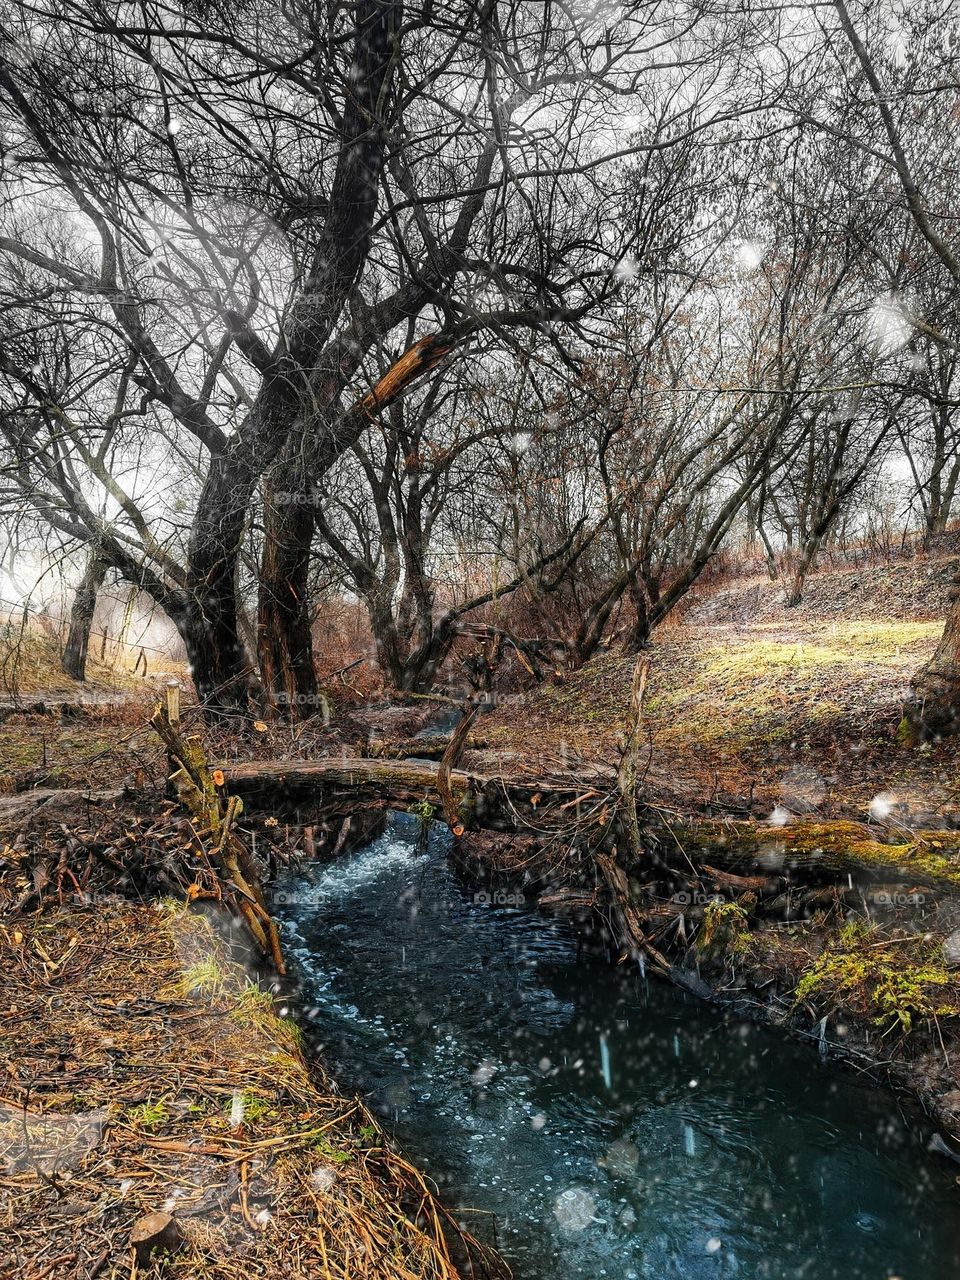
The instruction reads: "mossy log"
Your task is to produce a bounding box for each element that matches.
[659,817,960,894]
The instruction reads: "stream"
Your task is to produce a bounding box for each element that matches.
[275,813,960,1279]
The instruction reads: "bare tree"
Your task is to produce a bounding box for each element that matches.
[809,0,960,734]
[0,0,778,714]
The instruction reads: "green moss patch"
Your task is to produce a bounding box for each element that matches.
[795,920,960,1033]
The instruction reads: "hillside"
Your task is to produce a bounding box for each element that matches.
[480,555,960,826]
[686,552,960,626]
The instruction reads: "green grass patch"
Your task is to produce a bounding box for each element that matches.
[178,955,225,997]
[126,1096,170,1130]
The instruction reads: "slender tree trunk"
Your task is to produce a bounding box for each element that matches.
[62,549,107,681]
[785,538,821,608]
[626,580,652,650]
[757,523,779,581]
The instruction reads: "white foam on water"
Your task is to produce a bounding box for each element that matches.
[285,836,425,909]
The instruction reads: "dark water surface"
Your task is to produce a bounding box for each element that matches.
[275,814,960,1279]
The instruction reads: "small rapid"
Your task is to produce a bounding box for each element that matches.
[275,813,960,1279]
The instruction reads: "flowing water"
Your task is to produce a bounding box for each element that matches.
[275,813,960,1279]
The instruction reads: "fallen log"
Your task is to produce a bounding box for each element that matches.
[655,817,960,895]
[219,755,616,834]
[218,753,960,903]
[222,755,473,808]
[0,787,125,832]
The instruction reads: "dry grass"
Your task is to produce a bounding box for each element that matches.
[0,621,187,794]
[0,901,507,1280]
[0,620,183,698]
[479,617,960,823]
[0,699,168,794]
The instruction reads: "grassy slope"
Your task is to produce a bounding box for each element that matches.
[0,623,179,696]
[482,559,960,823]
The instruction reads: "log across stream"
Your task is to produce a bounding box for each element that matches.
[273,812,960,1280]
[221,753,960,907]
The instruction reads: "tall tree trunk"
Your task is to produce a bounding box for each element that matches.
[257,460,320,720]
[905,572,960,739]
[62,549,107,681]
[185,452,260,711]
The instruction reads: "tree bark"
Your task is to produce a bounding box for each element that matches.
[257,459,321,720]
[784,541,819,608]
[61,549,107,681]
[906,570,960,739]
[183,455,259,712]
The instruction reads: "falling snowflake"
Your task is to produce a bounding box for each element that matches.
[734,240,763,271]
[312,1166,338,1192]
[553,1187,596,1232]
[470,1059,498,1086]
[614,254,640,282]
[868,793,896,821]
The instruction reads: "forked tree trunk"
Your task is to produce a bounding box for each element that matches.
[784,539,820,608]
[257,335,456,714]
[185,0,399,718]
[905,571,960,739]
[62,550,107,681]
